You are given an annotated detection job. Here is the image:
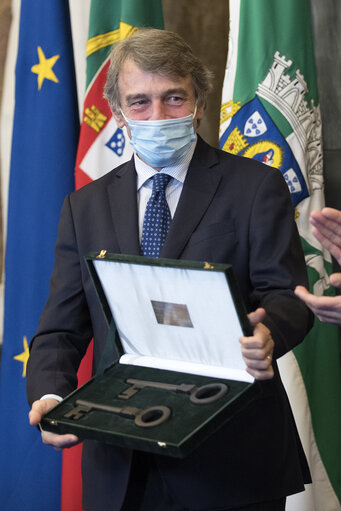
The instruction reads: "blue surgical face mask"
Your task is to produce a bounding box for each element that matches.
[121,107,197,168]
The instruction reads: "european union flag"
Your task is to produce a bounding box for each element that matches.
[0,1,79,509]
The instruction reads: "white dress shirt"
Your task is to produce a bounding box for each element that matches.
[135,139,197,240]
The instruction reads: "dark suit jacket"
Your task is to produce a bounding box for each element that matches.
[27,137,313,511]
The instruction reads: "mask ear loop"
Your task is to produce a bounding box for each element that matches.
[120,109,129,123]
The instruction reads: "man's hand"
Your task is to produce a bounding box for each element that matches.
[295,277,341,327]
[239,308,274,380]
[310,208,341,265]
[29,398,79,450]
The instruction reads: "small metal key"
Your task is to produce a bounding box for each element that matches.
[118,378,228,404]
[63,399,171,428]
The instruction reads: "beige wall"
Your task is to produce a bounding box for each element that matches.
[162,0,229,147]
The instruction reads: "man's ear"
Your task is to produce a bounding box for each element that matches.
[195,102,205,122]
[112,108,131,138]
[112,109,125,129]
[194,102,205,131]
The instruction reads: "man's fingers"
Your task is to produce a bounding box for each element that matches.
[295,284,339,309]
[29,398,59,426]
[248,307,266,327]
[239,322,274,380]
[294,285,310,301]
[310,209,341,265]
[29,399,80,449]
[321,207,341,224]
[240,330,274,363]
[295,284,341,327]
[243,342,274,380]
[329,272,341,288]
[312,229,341,264]
[311,208,341,232]
[246,365,274,381]
[41,431,80,450]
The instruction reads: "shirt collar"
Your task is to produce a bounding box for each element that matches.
[135,139,197,191]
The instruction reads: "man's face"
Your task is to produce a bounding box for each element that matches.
[113,58,204,133]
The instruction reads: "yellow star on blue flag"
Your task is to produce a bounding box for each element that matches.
[13,336,30,377]
[31,46,60,90]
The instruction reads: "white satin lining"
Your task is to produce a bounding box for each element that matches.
[93,260,253,383]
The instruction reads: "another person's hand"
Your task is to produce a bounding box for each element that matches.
[295,273,341,326]
[294,207,341,326]
[239,308,274,380]
[29,398,80,450]
[310,208,341,265]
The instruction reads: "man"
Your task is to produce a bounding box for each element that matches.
[27,29,313,511]
[295,207,341,325]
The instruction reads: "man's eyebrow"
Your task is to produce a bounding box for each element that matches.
[125,88,189,104]
[162,87,189,97]
[125,93,148,103]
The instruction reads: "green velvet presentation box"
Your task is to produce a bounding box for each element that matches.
[41,252,259,458]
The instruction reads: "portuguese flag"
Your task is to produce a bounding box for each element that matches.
[75,0,164,189]
[62,2,164,510]
[220,1,341,510]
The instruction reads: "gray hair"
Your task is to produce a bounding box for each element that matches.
[103,28,213,115]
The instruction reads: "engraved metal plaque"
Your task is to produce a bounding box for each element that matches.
[151,300,193,328]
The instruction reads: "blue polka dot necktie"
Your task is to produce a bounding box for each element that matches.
[141,173,172,258]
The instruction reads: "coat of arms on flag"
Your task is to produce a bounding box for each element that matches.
[220,50,323,208]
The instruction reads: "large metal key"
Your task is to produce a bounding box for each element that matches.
[63,399,171,428]
[118,378,228,404]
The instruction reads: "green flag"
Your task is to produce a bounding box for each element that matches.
[220,1,341,510]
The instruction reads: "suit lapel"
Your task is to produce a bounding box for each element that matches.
[106,139,221,259]
[107,159,141,255]
[161,137,222,259]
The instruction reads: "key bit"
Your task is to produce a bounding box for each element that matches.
[64,404,91,421]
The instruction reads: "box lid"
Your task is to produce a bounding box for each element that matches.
[86,252,254,383]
